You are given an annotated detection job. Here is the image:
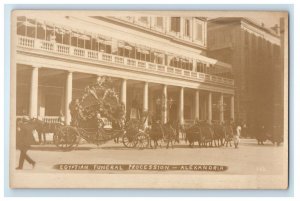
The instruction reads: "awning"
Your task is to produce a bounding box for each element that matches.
[56,28,67,35]
[19,20,36,27]
[71,32,80,38]
[78,34,91,40]
[103,40,112,45]
[137,48,149,54]
[124,45,132,51]
[154,52,164,58]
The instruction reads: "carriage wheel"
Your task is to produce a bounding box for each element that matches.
[122,133,137,148]
[54,126,78,151]
[135,132,149,150]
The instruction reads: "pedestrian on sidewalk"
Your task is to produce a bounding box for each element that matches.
[234,124,242,148]
[16,117,36,170]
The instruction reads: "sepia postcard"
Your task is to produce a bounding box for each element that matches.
[9,10,289,189]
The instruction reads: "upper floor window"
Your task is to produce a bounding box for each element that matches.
[170,57,193,71]
[139,17,149,24]
[151,52,164,64]
[155,17,164,29]
[17,16,36,38]
[196,23,203,41]
[170,17,180,32]
[184,19,190,37]
[196,62,207,73]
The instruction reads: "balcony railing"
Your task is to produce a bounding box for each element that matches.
[16,35,234,87]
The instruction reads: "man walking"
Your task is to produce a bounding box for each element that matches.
[16,117,36,170]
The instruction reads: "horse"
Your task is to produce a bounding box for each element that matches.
[200,124,214,147]
[30,118,63,144]
[148,122,178,149]
[185,121,215,148]
[185,123,202,147]
[170,121,184,144]
[211,123,226,147]
[224,125,234,147]
[112,120,125,143]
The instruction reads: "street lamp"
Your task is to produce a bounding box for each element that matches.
[212,100,227,112]
[212,100,227,123]
[155,96,176,122]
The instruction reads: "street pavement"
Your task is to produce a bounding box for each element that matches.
[15,138,285,175]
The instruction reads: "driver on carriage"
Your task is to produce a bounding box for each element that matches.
[96,112,105,132]
[70,98,86,127]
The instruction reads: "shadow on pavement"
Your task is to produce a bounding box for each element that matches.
[30,146,93,152]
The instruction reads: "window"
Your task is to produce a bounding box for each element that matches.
[36,22,46,40]
[197,62,203,73]
[26,18,36,38]
[63,33,70,45]
[105,45,111,54]
[44,25,53,41]
[156,17,163,29]
[170,17,180,32]
[139,17,148,24]
[55,28,62,44]
[185,19,190,37]
[71,32,78,47]
[91,38,98,51]
[78,38,84,48]
[196,23,203,41]
[17,16,26,36]
[85,36,91,49]
[118,47,124,56]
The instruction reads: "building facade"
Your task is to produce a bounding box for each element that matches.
[13,13,235,126]
[208,18,282,134]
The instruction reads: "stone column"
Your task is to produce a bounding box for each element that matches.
[179,87,184,125]
[65,71,73,125]
[143,82,149,112]
[165,17,170,33]
[142,82,149,126]
[29,66,39,118]
[230,95,235,120]
[162,85,168,124]
[195,90,200,120]
[220,93,224,123]
[208,92,212,123]
[121,79,127,110]
[192,59,197,72]
[180,17,185,37]
[203,96,207,120]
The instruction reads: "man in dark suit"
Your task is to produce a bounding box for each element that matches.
[16,117,36,169]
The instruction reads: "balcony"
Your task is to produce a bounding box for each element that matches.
[16,35,234,87]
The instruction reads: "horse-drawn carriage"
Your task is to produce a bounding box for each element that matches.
[53,76,148,151]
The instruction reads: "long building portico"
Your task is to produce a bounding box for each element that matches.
[17,63,234,125]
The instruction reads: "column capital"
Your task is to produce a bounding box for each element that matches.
[32,65,41,69]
